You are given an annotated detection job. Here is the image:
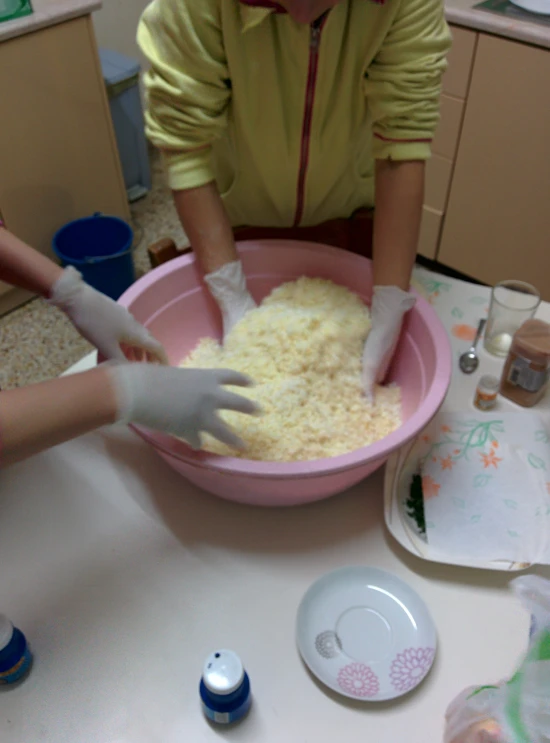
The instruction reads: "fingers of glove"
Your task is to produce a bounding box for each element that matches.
[120,342,166,365]
[97,338,127,362]
[204,413,246,451]
[119,326,169,365]
[361,365,376,404]
[362,318,403,385]
[361,340,387,390]
[123,338,167,365]
[215,389,260,416]
[146,349,165,364]
[134,330,168,365]
[375,322,404,384]
[120,343,142,362]
[222,307,249,340]
[362,346,393,392]
[222,313,238,340]
[183,429,202,451]
[374,346,395,385]
[213,369,254,388]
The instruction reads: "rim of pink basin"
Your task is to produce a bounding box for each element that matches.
[118,242,452,479]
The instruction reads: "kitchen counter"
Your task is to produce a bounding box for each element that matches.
[1,265,550,742]
[0,0,100,42]
[1,0,549,49]
[446,0,550,49]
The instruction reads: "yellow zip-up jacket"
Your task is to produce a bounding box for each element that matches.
[138,0,451,228]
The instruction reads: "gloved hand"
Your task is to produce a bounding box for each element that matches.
[204,260,256,338]
[107,363,258,450]
[50,267,167,363]
[362,285,416,399]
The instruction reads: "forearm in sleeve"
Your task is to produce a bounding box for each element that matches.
[173,182,238,274]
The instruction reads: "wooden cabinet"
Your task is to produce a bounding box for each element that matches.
[0,15,129,314]
[432,94,465,162]
[417,26,477,260]
[438,34,550,300]
[441,26,477,99]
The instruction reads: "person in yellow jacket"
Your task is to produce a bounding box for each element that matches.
[138,0,451,397]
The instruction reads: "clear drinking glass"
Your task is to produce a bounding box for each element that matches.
[484,280,540,357]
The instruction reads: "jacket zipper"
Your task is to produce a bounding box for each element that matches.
[292,16,326,227]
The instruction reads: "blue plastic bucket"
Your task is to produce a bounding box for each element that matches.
[52,213,135,300]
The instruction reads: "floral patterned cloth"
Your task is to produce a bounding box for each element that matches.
[411,265,491,351]
[417,412,550,565]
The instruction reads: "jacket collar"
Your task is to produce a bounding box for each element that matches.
[239,1,285,32]
[240,0,287,10]
[238,0,386,33]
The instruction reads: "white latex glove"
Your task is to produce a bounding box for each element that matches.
[50,267,167,363]
[107,363,258,450]
[204,260,256,338]
[362,285,416,399]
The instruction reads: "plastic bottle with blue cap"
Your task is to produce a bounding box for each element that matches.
[199,649,251,725]
[0,614,33,687]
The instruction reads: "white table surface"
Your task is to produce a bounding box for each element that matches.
[2,267,550,743]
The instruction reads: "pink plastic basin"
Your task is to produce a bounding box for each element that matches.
[117,241,451,506]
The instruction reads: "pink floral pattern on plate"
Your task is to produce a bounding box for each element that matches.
[390,647,435,692]
[337,662,380,698]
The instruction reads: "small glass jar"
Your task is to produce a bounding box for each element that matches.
[500,319,550,408]
[473,375,499,411]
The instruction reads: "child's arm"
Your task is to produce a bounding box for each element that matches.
[0,364,256,467]
[0,222,167,363]
[0,223,63,295]
[0,367,117,466]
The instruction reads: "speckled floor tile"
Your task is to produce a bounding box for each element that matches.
[0,151,180,389]
[0,300,92,389]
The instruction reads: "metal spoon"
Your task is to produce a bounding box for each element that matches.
[459,318,487,374]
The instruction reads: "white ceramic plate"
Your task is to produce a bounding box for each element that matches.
[509,0,550,15]
[296,566,437,701]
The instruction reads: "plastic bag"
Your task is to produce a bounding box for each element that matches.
[444,575,550,743]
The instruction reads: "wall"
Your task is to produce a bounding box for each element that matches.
[92,0,150,67]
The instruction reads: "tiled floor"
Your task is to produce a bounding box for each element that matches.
[0,154,187,389]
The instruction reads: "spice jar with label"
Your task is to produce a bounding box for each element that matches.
[500,319,550,407]
[474,375,499,411]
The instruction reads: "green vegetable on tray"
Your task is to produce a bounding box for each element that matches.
[405,473,426,536]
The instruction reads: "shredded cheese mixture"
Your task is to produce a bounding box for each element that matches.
[180,277,401,461]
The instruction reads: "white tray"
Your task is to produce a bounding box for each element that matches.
[383,436,531,573]
[509,0,550,16]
